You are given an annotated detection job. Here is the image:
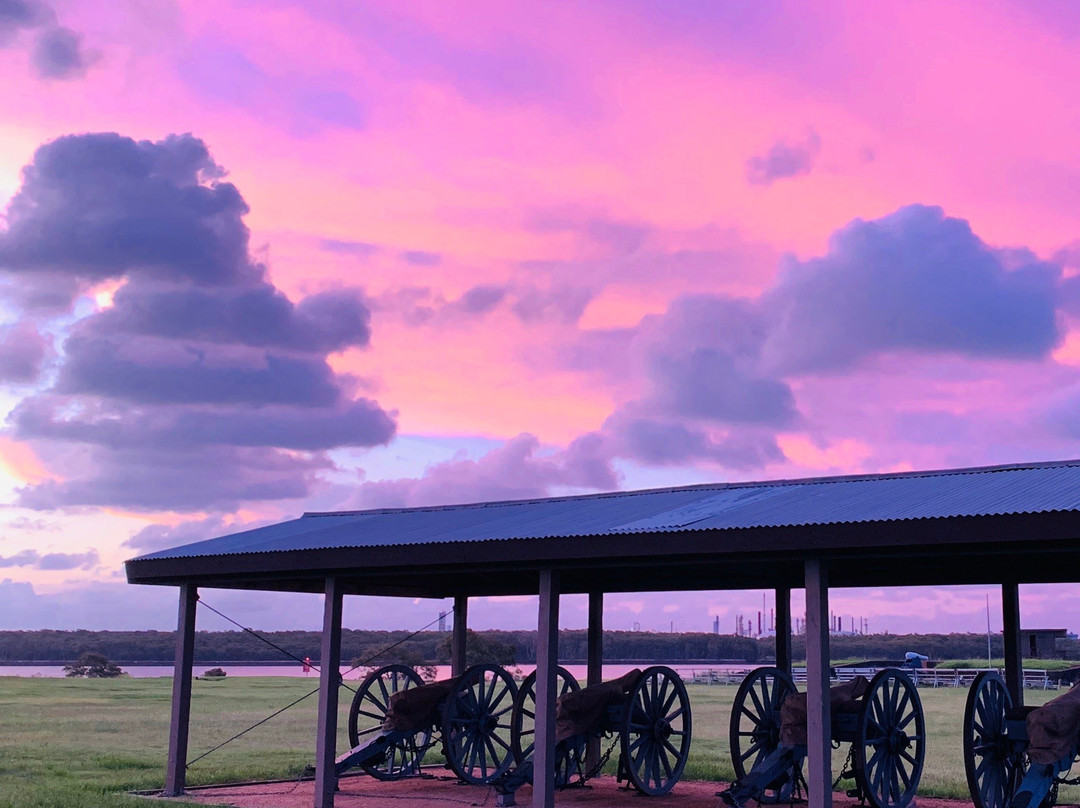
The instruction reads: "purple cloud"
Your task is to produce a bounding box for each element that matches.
[319,238,381,259]
[0,548,98,570]
[746,130,821,185]
[178,39,366,135]
[1,133,397,511]
[401,250,441,266]
[762,204,1062,372]
[0,321,47,382]
[31,25,92,79]
[352,433,617,509]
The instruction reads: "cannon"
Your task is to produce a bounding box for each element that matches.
[963,672,1080,808]
[493,665,693,805]
[336,662,518,784]
[721,667,925,808]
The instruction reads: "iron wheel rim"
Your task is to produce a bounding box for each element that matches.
[442,663,519,784]
[619,665,692,795]
[510,666,580,763]
[347,664,429,780]
[856,668,925,808]
[729,666,798,781]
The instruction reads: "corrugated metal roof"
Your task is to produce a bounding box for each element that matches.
[132,459,1080,561]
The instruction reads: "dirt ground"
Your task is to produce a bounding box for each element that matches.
[147,775,981,808]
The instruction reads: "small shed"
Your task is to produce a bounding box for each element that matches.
[1020,628,1070,659]
[126,459,1080,808]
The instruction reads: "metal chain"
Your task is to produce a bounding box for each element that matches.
[583,735,619,782]
[833,744,856,790]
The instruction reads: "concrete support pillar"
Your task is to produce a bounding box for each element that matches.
[164,584,198,796]
[314,578,344,808]
[452,594,468,676]
[586,590,603,767]
[534,570,560,808]
[1002,582,1023,707]
[775,586,792,675]
[804,560,832,808]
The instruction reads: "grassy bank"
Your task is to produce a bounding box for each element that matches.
[1,675,1076,806]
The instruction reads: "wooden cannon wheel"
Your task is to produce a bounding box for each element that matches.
[442,663,519,784]
[509,666,581,764]
[729,666,798,781]
[347,664,430,780]
[854,668,926,808]
[620,665,693,795]
[964,671,1030,808]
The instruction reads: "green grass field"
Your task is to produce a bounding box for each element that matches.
[0,675,1075,807]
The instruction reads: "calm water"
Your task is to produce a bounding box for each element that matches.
[0,662,753,680]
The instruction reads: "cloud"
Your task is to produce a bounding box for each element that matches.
[351,432,617,509]
[0,1,94,80]
[0,321,47,382]
[124,515,268,553]
[0,0,50,44]
[0,548,98,570]
[761,204,1062,373]
[565,204,1063,471]
[401,250,441,266]
[31,25,93,79]
[178,39,365,136]
[319,238,381,259]
[746,130,821,185]
[604,414,785,469]
[1,132,397,511]
[377,283,593,327]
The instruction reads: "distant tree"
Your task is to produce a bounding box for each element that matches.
[202,667,227,678]
[353,647,439,681]
[63,652,124,678]
[438,630,517,668]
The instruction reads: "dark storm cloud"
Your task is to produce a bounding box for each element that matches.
[746,130,821,185]
[0,0,49,44]
[12,396,395,451]
[0,321,47,382]
[88,283,371,354]
[55,334,344,407]
[762,205,1062,373]
[1,132,397,510]
[0,133,249,306]
[352,433,617,509]
[31,25,92,79]
[636,296,798,426]
[606,415,784,469]
[0,548,98,570]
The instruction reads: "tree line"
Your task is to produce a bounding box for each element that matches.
[0,628,1048,665]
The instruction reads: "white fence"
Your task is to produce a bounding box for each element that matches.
[688,666,1060,689]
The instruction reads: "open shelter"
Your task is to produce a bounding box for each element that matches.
[125,459,1080,808]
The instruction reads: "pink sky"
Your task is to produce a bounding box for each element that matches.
[2,0,1080,636]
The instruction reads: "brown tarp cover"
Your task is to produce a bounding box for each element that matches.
[779,676,869,746]
[1027,683,1080,765]
[555,669,642,743]
[382,679,456,732]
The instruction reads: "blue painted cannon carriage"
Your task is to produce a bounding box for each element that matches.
[964,672,1080,808]
[335,662,519,784]
[721,666,925,808]
[493,665,693,805]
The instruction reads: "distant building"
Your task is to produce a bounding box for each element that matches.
[1020,628,1069,659]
